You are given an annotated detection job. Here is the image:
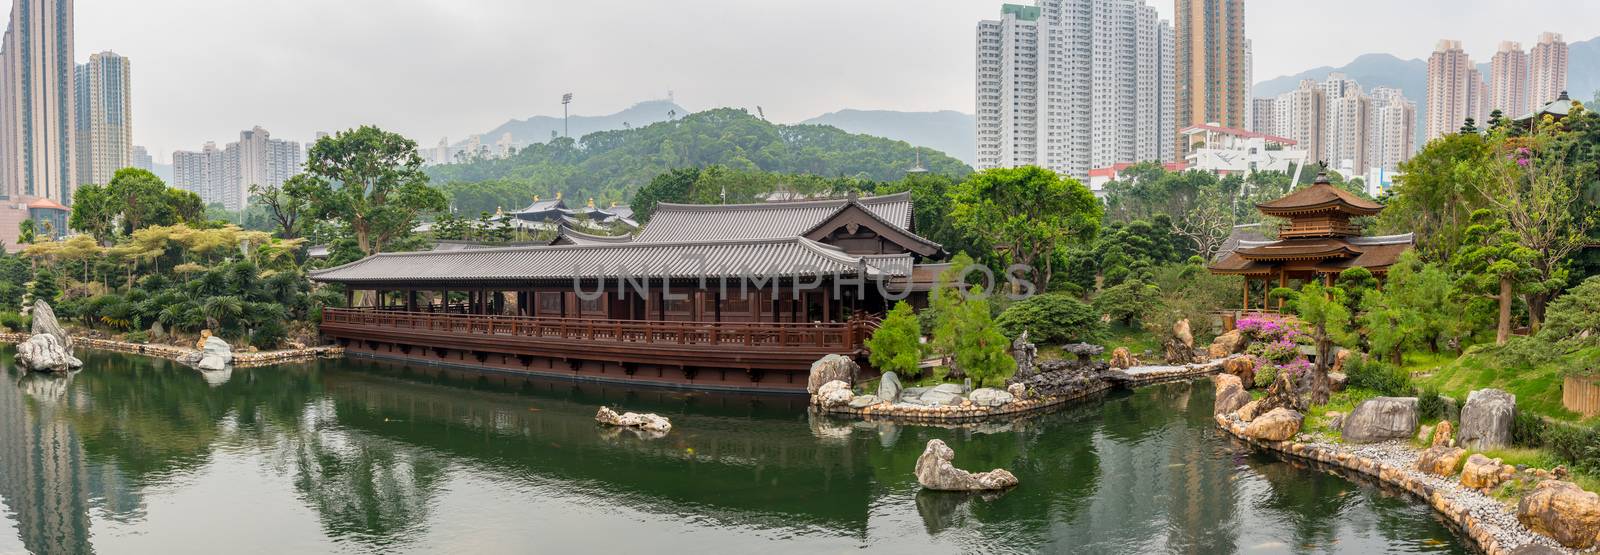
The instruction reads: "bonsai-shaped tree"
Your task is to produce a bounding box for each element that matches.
[1451,209,1538,344]
[866,301,923,378]
[1291,281,1354,405]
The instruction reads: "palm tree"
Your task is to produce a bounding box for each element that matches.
[202,295,244,331]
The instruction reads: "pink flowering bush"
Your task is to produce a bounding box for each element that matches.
[1236,315,1309,344]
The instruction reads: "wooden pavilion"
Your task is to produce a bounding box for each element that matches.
[1209,171,1413,318]
[310,192,948,393]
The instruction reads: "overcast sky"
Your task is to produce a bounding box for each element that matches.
[59,0,1600,162]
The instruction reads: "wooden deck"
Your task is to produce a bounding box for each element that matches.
[320,308,872,392]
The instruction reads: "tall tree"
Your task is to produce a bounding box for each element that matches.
[1379,133,1493,260]
[250,175,313,240]
[299,126,448,256]
[949,166,1101,292]
[1451,209,1540,344]
[16,219,35,245]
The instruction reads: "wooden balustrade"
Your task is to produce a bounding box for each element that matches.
[322,308,867,351]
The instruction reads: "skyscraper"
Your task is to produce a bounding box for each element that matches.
[1174,0,1248,158]
[1322,74,1370,173]
[1425,40,1475,141]
[1488,41,1528,118]
[0,0,76,203]
[173,127,302,210]
[74,50,131,188]
[975,0,1173,180]
[1250,97,1275,136]
[1529,32,1568,108]
[131,145,151,171]
[1272,80,1324,163]
[1368,87,1416,172]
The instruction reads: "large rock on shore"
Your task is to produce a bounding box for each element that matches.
[914,439,1018,491]
[1415,446,1467,477]
[196,335,234,371]
[29,300,71,350]
[877,371,903,402]
[807,354,858,394]
[1460,454,1514,490]
[1212,374,1251,416]
[1432,420,1455,448]
[14,333,82,372]
[1208,329,1245,358]
[1223,356,1256,387]
[1340,397,1419,443]
[1109,347,1136,369]
[1243,407,1302,441]
[969,388,1014,408]
[1459,388,1516,450]
[817,380,854,408]
[1517,480,1600,549]
[595,406,672,433]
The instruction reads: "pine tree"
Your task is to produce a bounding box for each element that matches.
[1450,209,1540,344]
[866,301,923,377]
[950,286,1016,388]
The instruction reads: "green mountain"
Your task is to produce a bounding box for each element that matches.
[425,107,972,206]
[801,109,975,165]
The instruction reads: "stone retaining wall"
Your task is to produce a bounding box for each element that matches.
[0,332,343,368]
[821,360,1225,423]
[1216,413,1514,555]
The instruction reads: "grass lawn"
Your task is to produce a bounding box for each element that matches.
[1411,345,1600,423]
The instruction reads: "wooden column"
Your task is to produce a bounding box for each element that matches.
[1277,268,1287,312]
[406,290,417,312]
[1241,278,1249,313]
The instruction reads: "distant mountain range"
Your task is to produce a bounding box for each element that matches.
[800,109,976,165]
[458,99,687,148]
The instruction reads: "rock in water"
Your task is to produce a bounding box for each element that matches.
[806,354,859,395]
[1460,454,1514,490]
[876,371,903,402]
[1340,397,1419,443]
[1517,480,1600,550]
[1459,388,1516,450]
[594,406,672,433]
[816,380,855,408]
[913,439,1018,491]
[197,335,234,371]
[968,388,1014,408]
[1208,329,1244,358]
[1414,446,1467,477]
[1212,373,1251,416]
[1243,408,1302,441]
[14,333,82,372]
[29,300,71,350]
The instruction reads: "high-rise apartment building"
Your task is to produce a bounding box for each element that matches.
[1321,74,1370,173]
[976,0,1173,180]
[1272,80,1324,164]
[1426,40,1476,141]
[131,145,151,172]
[1529,32,1568,108]
[0,0,76,203]
[173,127,302,210]
[1250,97,1275,136]
[1368,87,1416,172]
[74,50,131,188]
[1488,41,1528,117]
[1174,0,1248,158]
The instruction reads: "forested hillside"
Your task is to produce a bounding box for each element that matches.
[426,108,971,214]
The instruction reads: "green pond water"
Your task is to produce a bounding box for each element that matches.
[0,347,1469,554]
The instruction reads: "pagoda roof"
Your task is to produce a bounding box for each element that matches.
[1209,233,1414,275]
[1255,172,1382,217]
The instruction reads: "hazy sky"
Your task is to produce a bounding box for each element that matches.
[58,0,1600,162]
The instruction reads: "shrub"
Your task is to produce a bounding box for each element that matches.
[1260,338,1299,364]
[1092,280,1158,328]
[0,311,28,332]
[866,302,924,377]
[1543,422,1600,473]
[250,319,288,350]
[1254,362,1278,389]
[1343,356,1412,397]
[995,293,1102,344]
[1511,409,1548,448]
[1417,388,1458,423]
[123,330,149,344]
[1539,276,1600,343]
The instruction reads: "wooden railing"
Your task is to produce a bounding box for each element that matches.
[322,308,870,352]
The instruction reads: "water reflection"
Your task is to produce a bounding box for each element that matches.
[0,348,1469,554]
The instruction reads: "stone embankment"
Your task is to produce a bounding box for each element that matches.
[1,332,342,368]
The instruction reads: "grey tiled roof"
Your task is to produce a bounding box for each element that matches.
[552,227,635,245]
[636,192,913,243]
[308,237,876,285]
